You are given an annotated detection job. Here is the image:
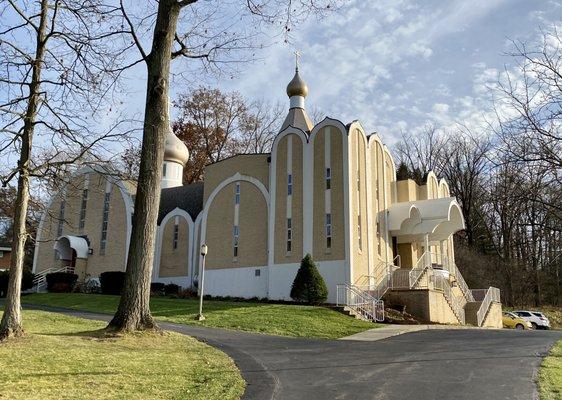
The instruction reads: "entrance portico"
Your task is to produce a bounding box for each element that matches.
[54,235,90,280]
[388,197,465,271]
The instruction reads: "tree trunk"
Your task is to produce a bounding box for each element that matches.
[107,0,181,332]
[0,0,48,341]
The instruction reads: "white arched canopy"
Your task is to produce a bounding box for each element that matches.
[54,236,89,260]
[388,197,465,243]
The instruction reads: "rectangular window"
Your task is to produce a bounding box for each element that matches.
[326,213,332,249]
[100,192,111,255]
[78,189,88,231]
[286,218,292,253]
[326,168,331,189]
[233,225,239,258]
[172,221,179,250]
[287,174,293,196]
[235,183,240,205]
[163,163,167,177]
[57,200,65,237]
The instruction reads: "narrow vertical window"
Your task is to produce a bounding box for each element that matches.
[57,200,65,237]
[326,213,332,249]
[235,183,240,205]
[100,192,111,255]
[163,163,167,177]
[286,218,292,253]
[357,215,362,250]
[356,141,362,251]
[376,220,382,256]
[326,168,331,190]
[287,174,293,196]
[78,189,88,231]
[233,225,239,258]
[172,218,179,250]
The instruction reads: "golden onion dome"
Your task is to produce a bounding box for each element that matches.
[286,68,309,98]
[164,130,189,165]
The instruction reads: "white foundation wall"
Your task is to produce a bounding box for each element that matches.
[268,260,346,304]
[204,265,269,298]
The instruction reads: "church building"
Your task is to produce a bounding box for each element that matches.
[32,64,502,327]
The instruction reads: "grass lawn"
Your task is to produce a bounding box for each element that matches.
[22,293,377,339]
[539,339,562,400]
[0,310,244,400]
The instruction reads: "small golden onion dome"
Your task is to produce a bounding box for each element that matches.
[286,68,309,98]
[164,130,189,165]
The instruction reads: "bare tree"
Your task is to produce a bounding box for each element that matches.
[107,0,344,333]
[441,130,492,246]
[394,124,448,180]
[0,0,131,339]
[240,99,284,153]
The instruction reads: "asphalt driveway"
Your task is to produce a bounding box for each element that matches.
[25,305,562,400]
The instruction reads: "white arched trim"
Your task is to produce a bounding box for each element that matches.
[200,173,270,287]
[389,197,465,243]
[426,171,439,199]
[308,117,348,144]
[439,179,450,198]
[152,207,195,281]
[269,127,307,265]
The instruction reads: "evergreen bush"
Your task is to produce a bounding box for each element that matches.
[46,272,78,293]
[290,254,328,304]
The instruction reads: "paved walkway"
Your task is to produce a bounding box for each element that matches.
[341,324,501,341]
[24,305,562,400]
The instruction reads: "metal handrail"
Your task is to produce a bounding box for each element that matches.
[33,266,72,291]
[432,274,465,324]
[473,287,500,326]
[336,284,385,322]
[452,264,475,302]
[409,251,432,288]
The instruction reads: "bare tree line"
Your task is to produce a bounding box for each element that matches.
[395,29,562,307]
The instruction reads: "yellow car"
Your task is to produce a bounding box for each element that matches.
[503,311,532,330]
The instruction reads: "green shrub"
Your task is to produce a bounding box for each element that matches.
[164,283,180,296]
[0,269,36,297]
[290,254,328,304]
[151,282,165,295]
[99,271,126,295]
[46,272,78,293]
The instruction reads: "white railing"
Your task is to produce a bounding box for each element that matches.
[336,284,385,322]
[432,274,466,324]
[472,287,501,327]
[452,264,475,302]
[408,251,432,288]
[33,266,72,292]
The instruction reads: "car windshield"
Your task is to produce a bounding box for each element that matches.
[532,312,545,317]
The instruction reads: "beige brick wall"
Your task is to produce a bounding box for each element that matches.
[312,126,345,261]
[274,134,304,264]
[34,171,130,278]
[204,154,269,203]
[350,129,369,283]
[159,216,190,277]
[205,181,268,270]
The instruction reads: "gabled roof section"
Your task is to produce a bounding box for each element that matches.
[158,182,204,224]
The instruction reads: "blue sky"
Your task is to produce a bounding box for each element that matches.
[3,0,562,167]
[168,0,561,145]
